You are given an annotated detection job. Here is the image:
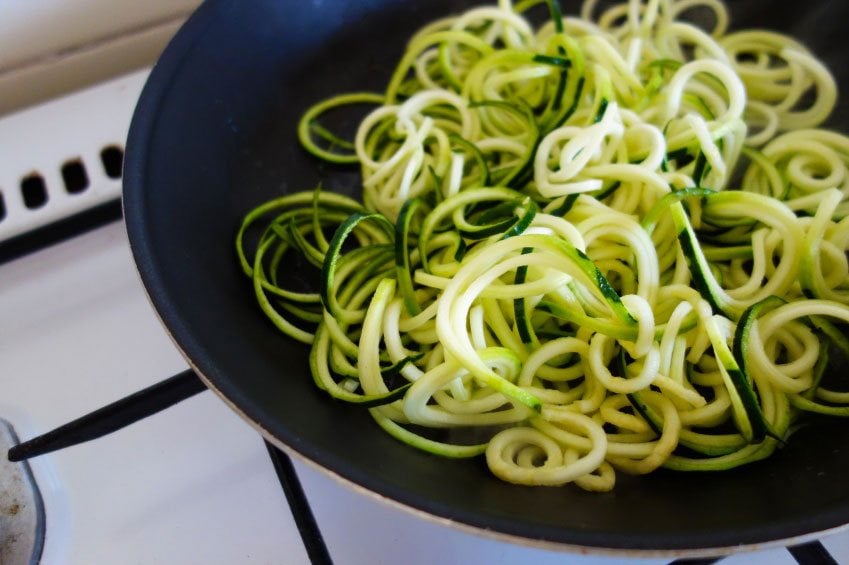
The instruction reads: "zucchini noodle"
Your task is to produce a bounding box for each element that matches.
[237,0,849,491]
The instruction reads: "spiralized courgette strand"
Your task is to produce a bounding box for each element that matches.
[239,0,849,491]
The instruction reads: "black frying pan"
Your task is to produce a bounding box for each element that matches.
[123,0,849,555]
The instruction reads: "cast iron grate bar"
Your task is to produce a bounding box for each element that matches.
[667,540,840,565]
[788,540,839,565]
[265,442,333,565]
[7,369,205,462]
[0,197,122,266]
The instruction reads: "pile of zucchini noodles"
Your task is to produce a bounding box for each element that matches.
[237,0,849,490]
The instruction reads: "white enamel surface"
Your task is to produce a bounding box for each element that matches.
[0,70,147,242]
[0,223,309,564]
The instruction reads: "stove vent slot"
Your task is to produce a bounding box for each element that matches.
[20,174,48,210]
[61,159,90,194]
[100,146,124,180]
[0,71,147,243]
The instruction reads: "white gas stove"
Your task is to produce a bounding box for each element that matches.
[1,3,848,564]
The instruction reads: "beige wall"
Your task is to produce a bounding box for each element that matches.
[0,0,202,116]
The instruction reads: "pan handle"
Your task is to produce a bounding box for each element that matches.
[7,369,206,462]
